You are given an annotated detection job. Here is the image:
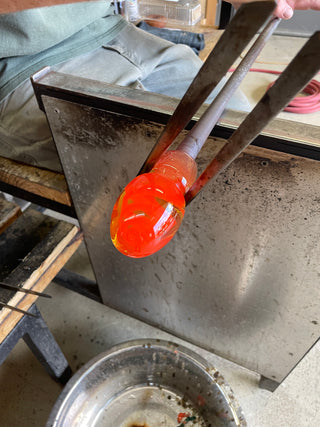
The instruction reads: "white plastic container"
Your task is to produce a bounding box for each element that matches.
[138,0,202,26]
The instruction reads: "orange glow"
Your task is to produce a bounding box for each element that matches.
[110,150,197,258]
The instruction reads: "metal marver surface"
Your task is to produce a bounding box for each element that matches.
[47,340,246,427]
[40,86,320,384]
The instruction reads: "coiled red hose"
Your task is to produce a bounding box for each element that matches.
[230,68,320,114]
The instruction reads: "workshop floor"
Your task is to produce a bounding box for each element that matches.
[0,241,319,427]
[1,33,319,427]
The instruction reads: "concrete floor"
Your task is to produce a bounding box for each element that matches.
[0,242,320,427]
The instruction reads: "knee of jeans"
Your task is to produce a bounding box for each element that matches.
[171,43,202,64]
[164,44,202,81]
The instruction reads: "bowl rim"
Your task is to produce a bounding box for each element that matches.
[47,338,247,427]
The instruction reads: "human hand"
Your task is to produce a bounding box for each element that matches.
[226,0,320,19]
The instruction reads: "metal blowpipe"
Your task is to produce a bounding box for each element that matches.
[139,0,278,174]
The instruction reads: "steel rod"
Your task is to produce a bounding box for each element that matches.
[177,17,281,159]
[138,0,276,174]
[0,282,52,298]
[0,301,38,318]
[185,31,320,204]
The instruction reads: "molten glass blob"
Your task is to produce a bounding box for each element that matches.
[110,150,197,258]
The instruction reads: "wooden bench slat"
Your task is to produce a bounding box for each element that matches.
[0,196,21,234]
[0,209,83,344]
[0,156,72,206]
[0,208,58,279]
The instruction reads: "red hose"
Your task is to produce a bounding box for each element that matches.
[229,68,320,114]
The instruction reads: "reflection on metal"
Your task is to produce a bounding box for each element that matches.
[33,71,320,385]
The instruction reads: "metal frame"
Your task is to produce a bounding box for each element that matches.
[31,68,320,388]
[0,304,72,384]
[32,68,320,161]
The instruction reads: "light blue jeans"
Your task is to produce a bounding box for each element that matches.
[0,24,250,172]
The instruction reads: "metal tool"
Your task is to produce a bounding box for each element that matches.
[140,8,319,205]
[139,0,277,174]
[185,30,320,203]
[0,282,51,318]
[0,301,38,318]
[176,16,281,160]
[0,282,51,298]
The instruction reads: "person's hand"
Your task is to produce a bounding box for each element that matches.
[227,0,320,19]
[273,0,320,19]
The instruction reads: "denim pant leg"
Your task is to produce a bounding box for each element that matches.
[56,24,204,99]
[0,23,250,172]
[104,24,251,111]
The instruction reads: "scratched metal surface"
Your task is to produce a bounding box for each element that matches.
[48,340,247,427]
[42,91,320,384]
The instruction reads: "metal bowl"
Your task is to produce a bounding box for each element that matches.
[48,339,246,427]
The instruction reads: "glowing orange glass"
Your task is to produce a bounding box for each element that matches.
[110,150,197,258]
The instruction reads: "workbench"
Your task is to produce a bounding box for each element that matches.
[0,167,82,382]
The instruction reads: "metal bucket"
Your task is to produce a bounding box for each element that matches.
[47,339,246,427]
